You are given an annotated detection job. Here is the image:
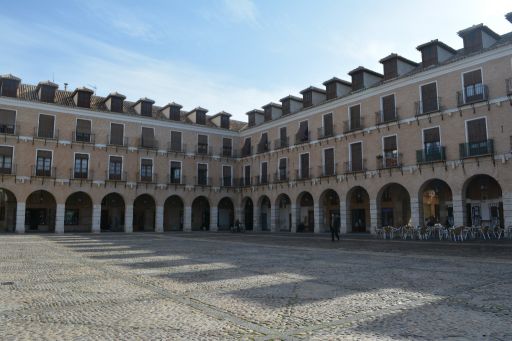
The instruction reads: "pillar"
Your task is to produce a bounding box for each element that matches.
[410,197,420,227]
[339,201,347,234]
[155,206,164,233]
[209,206,218,232]
[291,203,297,233]
[452,195,464,227]
[124,204,133,233]
[270,206,277,232]
[92,204,101,233]
[314,203,321,233]
[55,204,65,234]
[253,206,261,232]
[183,206,192,232]
[502,192,512,229]
[369,199,378,235]
[235,206,243,223]
[15,202,25,234]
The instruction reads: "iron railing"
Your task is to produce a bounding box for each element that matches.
[415,97,441,116]
[343,117,364,133]
[457,84,489,106]
[344,160,367,173]
[167,142,187,154]
[72,131,95,144]
[274,137,289,150]
[416,146,446,163]
[317,125,336,139]
[377,154,403,169]
[459,139,494,158]
[375,108,399,125]
[295,131,310,145]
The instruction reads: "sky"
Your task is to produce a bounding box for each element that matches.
[1,0,510,121]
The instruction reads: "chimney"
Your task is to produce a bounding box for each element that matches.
[133,97,155,117]
[210,111,231,129]
[72,87,94,108]
[160,102,183,121]
[0,74,21,98]
[36,81,58,103]
[300,86,326,108]
[379,54,419,81]
[280,95,302,115]
[323,77,351,100]
[246,109,264,127]
[187,107,208,125]
[104,92,126,113]
[458,24,500,54]
[416,40,456,68]
[348,67,383,92]
[506,12,512,24]
[262,102,282,121]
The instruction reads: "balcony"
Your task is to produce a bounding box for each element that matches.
[106,170,127,182]
[318,163,338,177]
[137,172,157,183]
[256,142,270,154]
[416,147,446,164]
[72,131,95,144]
[457,84,489,106]
[343,118,364,133]
[220,176,233,187]
[415,97,441,116]
[377,154,402,169]
[0,164,16,176]
[295,168,311,181]
[107,135,129,148]
[241,146,252,157]
[295,131,310,145]
[31,165,56,178]
[34,127,59,141]
[169,174,186,185]
[138,137,158,150]
[459,139,494,158]
[167,142,187,154]
[196,145,212,156]
[241,177,251,187]
[70,168,93,181]
[0,124,17,136]
[375,109,399,125]
[255,174,269,186]
[344,160,367,173]
[274,171,289,183]
[317,125,336,140]
[195,176,211,186]
[221,146,236,158]
[274,137,289,150]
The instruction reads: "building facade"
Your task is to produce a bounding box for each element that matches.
[1,17,512,234]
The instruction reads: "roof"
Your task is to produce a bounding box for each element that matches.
[279,95,303,102]
[36,80,59,89]
[133,97,155,105]
[246,109,264,116]
[348,66,383,78]
[160,101,183,110]
[72,86,94,95]
[210,111,232,119]
[379,53,419,66]
[0,74,21,81]
[105,91,126,100]
[506,12,512,23]
[416,39,457,54]
[458,24,501,40]
[187,106,208,114]
[322,77,352,87]
[299,86,326,94]
[261,102,282,109]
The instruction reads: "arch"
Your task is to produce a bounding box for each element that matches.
[101,193,125,232]
[258,195,271,231]
[377,183,411,227]
[133,194,156,232]
[319,189,340,233]
[26,190,56,232]
[462,174,503,227]
[217,197,234,231]
[164,195,184,231]
[296,191,314,232]
[0,188,17,233]
[275,193,292,232]
[241,197,253,231]
[418,179,453,227]
[191,196,210,231]
[64,192,93,233]
[346,186,370,233]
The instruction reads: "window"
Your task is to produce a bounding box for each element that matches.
[140,159,153,182]
[350,142,363,172]
[141,127,155,148]
[278,158,287,181]
[381,94,396,122]
[110,97,123,113]
[264,107,272,121]
[0,146,13,174]
[222,138,232,157]
[0,79,18,98]
[248,114,255,127]
[383,60,397,80]
[282,100,290,115]
[170,106,181,121]
[420,83,438,114]
[352,73,364,91]
[197,163,208,185]
[463,30,482,53]
[297,121,309,144]
[326,83,337,100]
[260,161,268,184]
[463,69,484,103]
[38,114,55,139]
[196,111,206,125]
[140,102,152,117]
[108,156,122,180]
[464,118,490,157]
[170,161,181,184]
[197,134,208,154]
[75,119,92,142]
[383,136,398,168]
[349,105,361,131]
[76,92,91,108]
[322,113,333,137]
[300,153,310,179]
[110,123,124,146]
[222,165,232,187]
[64,209,79,225]
[242,138,251,157]
[36,150,52,177]
[422,127,442,162]
[421,45,438,67]
[74,153,89,179]
[258,132,269,153]
[0,109,16,134]
[220,115,229,129]
[303,91,313,107]
[244,165,251,186]
[323,148,335,176]
[170,131,182,152]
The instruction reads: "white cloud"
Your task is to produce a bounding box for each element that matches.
[222,0,259,26]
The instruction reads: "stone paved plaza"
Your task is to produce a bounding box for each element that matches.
[0,233,511,340]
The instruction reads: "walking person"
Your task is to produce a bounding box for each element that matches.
[330,213,340,241]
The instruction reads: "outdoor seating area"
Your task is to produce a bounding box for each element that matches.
[375,223,512,242]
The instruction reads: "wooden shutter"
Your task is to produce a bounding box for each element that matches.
[196,112,206,125]
[421,83,437,102]
[421,45,438,67]
[324,148,334,174]
[220,116,229,129]
[222,138,231,148]
[141,102,152,117]
[171,131,182,150]
[76,119,91,134]
[350,143,362,170]
[467,118,487,143]
[279,158,286,170]
[0,109,16,126]
[141,127,154,146]
[260,133,268,146]
[463,70,482,86]
[383,60,397,80]
[110,123,124,145]
[382,95,395,121]
[280,127,287,140]
[0,146,13,157]
[323,113,333,136]
[110,98,123,113]
[261,162,268,181]
[170,107,180,121]
[37,150,52,159]
[141,159,152,167]
[352,73,364,90]
[38,114,55,138]
[300,154,309,175]
[222,165,231,178]
[350,105,360,127]
[198,134,208,145]
[326,83,337,100]
[264,107,272,121]
[298,121,308,137]
[110,156,122,166]
[423,127,440,143]
[383,136,397,151]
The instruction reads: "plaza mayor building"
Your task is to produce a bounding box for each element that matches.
[0,14,511,235]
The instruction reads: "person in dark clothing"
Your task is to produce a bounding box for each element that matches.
[330,214,340,241]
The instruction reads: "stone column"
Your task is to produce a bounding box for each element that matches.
[290,203,297,233]
[314,203,321,233]
[155,206,164,233]
[209,206,218,232]
[55,204,65,234]
[92,204,101,233]
[502,192,512,229]
[339,201,348,234]
[270,206,277,232]
[124,205,133,233]
[410,197,420,227]
[369,199,378,235]
[452,195,464,227]
[183,206,192,232]
[15,202,25,234]
[253,206,261,232]
[235,206,243,223]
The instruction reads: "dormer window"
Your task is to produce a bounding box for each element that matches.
[303,91,313,107]
[0,75,21,98]
[73,87,94,108]
[37,81,58,103]
[141,102,152,117]
[248,114,255,127]
[170,105,181,121]
[220,115,229,129]
[196,110,206,125]
[105,92,126,113]
[458,24,500,54]
[264,107,272,121]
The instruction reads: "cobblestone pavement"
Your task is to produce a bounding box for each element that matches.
[1,233,511,340]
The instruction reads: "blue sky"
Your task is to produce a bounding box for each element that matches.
[1,0,510,121]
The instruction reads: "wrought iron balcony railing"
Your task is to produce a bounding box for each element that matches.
[459,139,494,158]
[415,97,441,116]
[457,84,489,106]
[416,147,446,163]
